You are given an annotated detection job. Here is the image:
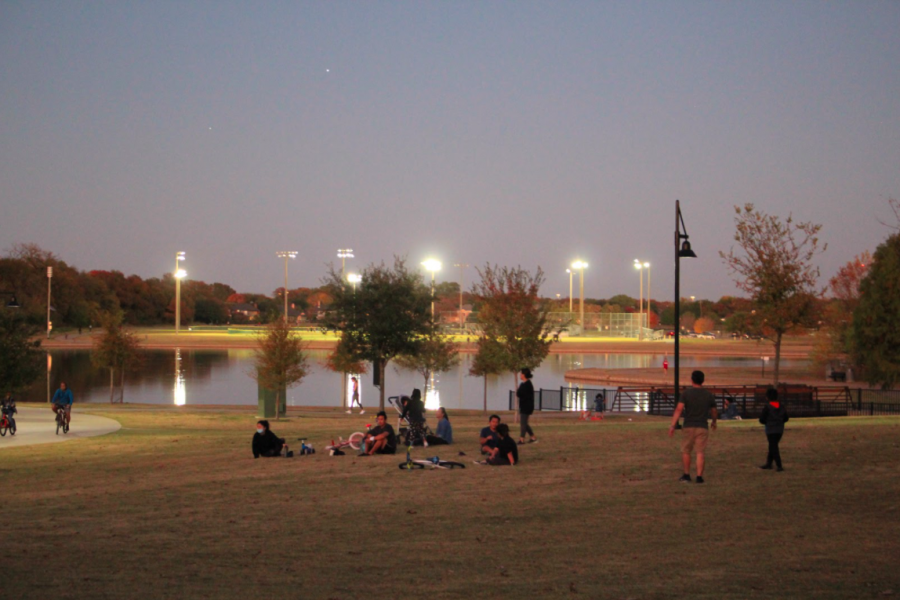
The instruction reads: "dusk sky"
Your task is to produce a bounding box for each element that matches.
[2,2,898,301]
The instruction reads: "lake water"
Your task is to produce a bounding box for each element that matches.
[31,349,806,412]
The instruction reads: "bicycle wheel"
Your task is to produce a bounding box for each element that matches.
[348,431,365,451]
[398,461,424,470]
[64,421,69,434]
[0,424,7,436]
[438,461,466,469]
[56,418,62,435]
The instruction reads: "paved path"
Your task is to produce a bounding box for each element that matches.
[0,407,121,450]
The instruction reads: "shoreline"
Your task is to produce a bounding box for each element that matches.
[41,331,813,358]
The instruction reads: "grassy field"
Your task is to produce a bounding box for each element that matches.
[4,406,898,599]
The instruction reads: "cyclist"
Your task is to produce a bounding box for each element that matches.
[2,392,17,431]
[51,381,73,427]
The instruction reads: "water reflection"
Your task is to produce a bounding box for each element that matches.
[174,349,186,406]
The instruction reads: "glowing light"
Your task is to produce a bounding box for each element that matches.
[571,260,588,270]
[175,269,187,279]
[347,273,362,284]
[422,259,442,273]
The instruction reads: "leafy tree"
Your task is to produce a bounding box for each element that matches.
[472,264,551,408]
[720,204,825,383]
[193,297,229,324]
[91,311,143,403]
[850,234,900,388]
[0,310,44,395]
[469,335,509,413]
[694,317,716,334]
[251,318,310,419]
[811,252,871,369]
[322,258,432,410]
[395,331,460,399]
[607,294,636,310]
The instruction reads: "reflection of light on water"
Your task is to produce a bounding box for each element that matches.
[174,349,186,406]
[425,374,440,410]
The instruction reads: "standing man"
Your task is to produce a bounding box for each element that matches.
[517,368,537,445]
[346,376,364,415]
[668,370,717,484]
[51,381,74,427]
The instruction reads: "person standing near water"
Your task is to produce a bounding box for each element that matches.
[517,368,537,445]
[347,376,364,414]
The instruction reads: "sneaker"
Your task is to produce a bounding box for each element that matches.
[528,439,537,444]
[360,410,365,415]
[473,460,487,465]
[346,410,352,414]
[759,465,773,470]
[517,440,525,445]
[286,450,294,458]
[678,474,692,483]
[776,466,784,472]
[696,476,705,484]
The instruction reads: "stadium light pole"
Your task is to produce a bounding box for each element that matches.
[337,249,354,277]
[571,260,588,335]
[46,266,52,338]
[347,273,362,292]
[422,259,442,323]
[276,251,298,323]
[453,263,469,332]
[674,200,697,405]
[174,252,186,335]
[566,268,573,313]
[634,260,650,339]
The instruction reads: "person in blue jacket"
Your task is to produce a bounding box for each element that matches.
[51,381,73,427]
[434,407,453,444]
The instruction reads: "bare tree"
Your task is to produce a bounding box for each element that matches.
[720,204,826,383]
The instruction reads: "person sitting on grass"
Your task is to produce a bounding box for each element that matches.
[434,407,453,444]
[484,424,518,466]
[363,411,397,455]
[721,396,741,420]
[479,414,501,455]
[252,420,292,458]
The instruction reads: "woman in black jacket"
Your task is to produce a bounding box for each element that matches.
[252,420,291,458]
[759,388,789,471]
[516,368,537,445]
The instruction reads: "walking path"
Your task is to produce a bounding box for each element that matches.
[0,407,121,450]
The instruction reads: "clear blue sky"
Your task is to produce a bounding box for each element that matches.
[2,1,898,301]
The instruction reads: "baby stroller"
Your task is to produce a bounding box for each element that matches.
[389,392,434,447]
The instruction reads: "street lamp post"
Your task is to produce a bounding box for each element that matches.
[634,260,650,339]
[347,273,362,292]
[422,259,442,323]
[571,260,588,335]
[566,269,573,313]
[453,263,469,332]
[276,251,298,323]
[174,252,186,335]
[674,200,697,405]
[337,249,354,277]
[46,266,52,338]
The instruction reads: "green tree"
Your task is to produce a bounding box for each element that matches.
[850,234,900,388]
[472,264,552,409]
[91,311,143,403]
[322,258,432,410]
[469,335,509,413]
[0,310,44,395]
[395,331,460,399]
[251,318,310,419]
[720,204,825,384]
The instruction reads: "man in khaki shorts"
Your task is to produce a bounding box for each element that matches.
[668,370,717,484]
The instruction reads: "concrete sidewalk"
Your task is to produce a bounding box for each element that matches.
[0,406,121,450]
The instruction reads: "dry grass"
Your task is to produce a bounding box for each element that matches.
[3,405,899,599]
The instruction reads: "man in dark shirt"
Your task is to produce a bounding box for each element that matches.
[668,370,717,483]
[486,424,518,466]
[363,411,397,455]
[479,414,501,454]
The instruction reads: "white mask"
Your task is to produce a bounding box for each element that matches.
[256,428,264,435]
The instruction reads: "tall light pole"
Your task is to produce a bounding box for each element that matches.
[453,263,469,332]
[337,249,354,277]
[46,266,52,338]
[276,251,298,323]
[571,260,588,335]
[674,200,697,405]
[422,259,441,323]
[634,260,650,339]
[174,252,186,335]
[347,273,362,292]
[566,268,573,313]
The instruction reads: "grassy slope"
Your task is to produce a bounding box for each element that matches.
[3,406,898,599]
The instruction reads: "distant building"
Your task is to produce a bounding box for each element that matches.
[226,302,260,322]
